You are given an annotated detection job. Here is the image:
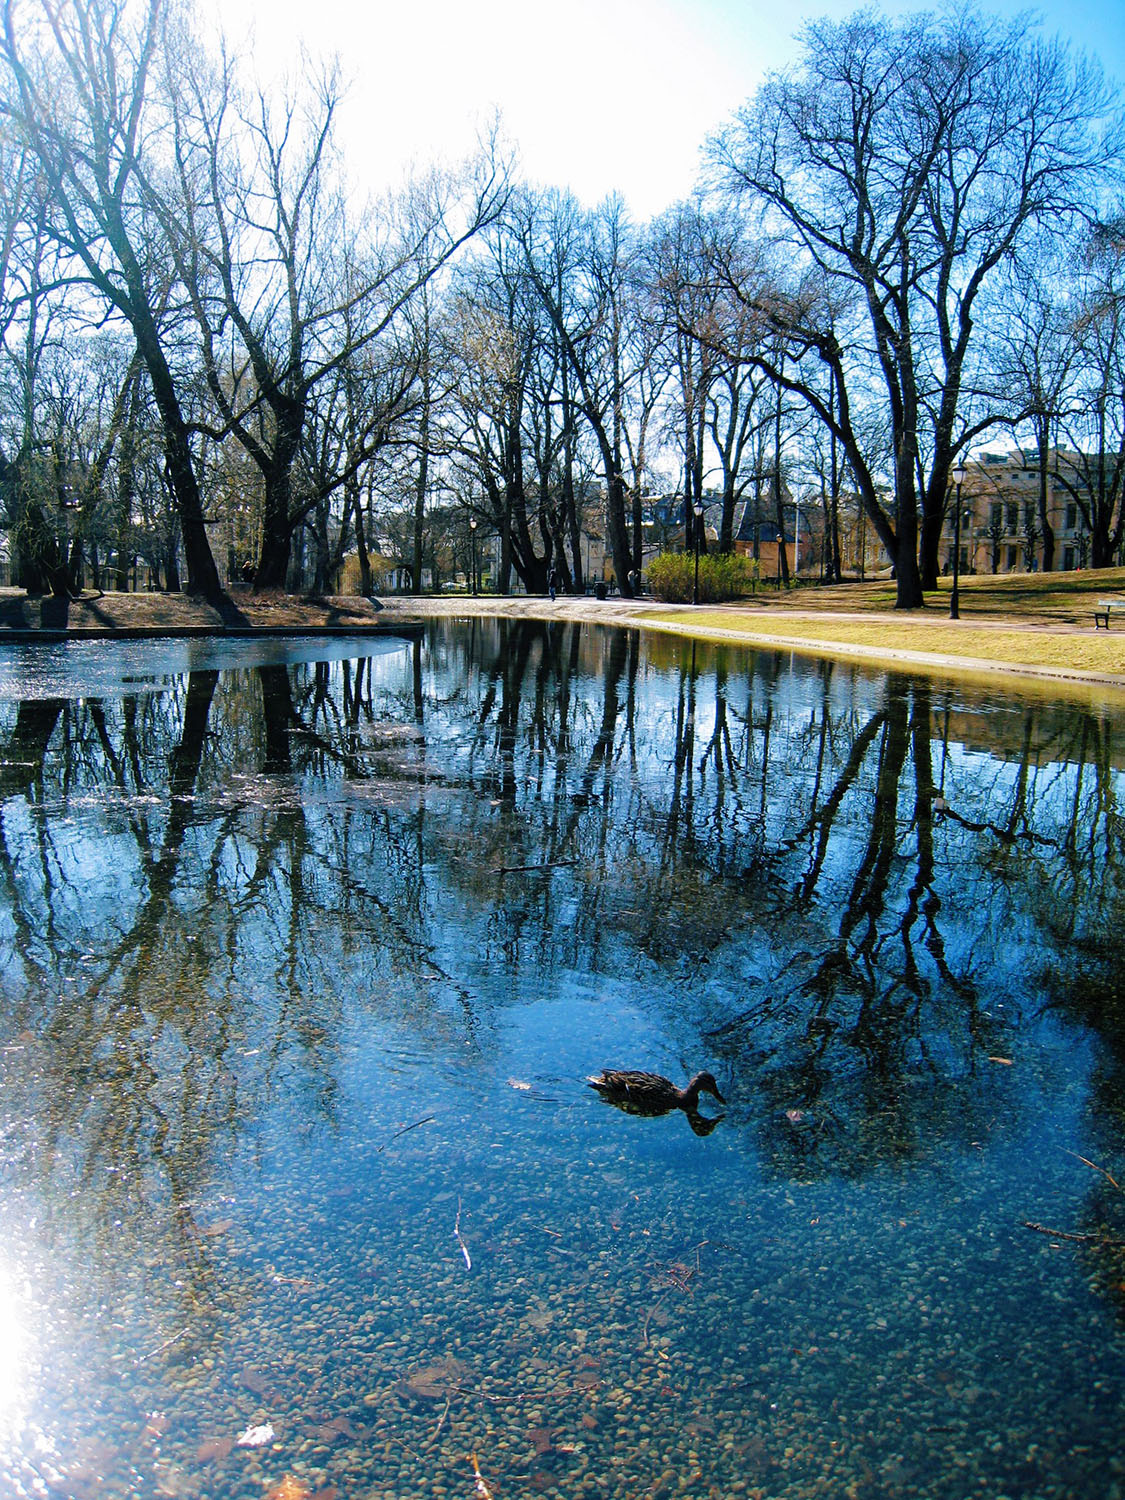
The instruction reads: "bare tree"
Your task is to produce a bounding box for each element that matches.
[709,10,1122,606]
[1,0,224,598]
[1054,219,1125,566]
[645,203,723,554]
[0,168,69,592]
[160,47,508,590]
[443,237,542,593]
[515,190,649,595]
[989,259,1079,572]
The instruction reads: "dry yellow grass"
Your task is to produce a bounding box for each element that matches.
[633,566,1125,684]
[726,566,1125,625]
[642,611,1125,677]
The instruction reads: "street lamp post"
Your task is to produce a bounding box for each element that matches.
[469,518,478,596]
[692,500,704,606]
[949,466,966,620]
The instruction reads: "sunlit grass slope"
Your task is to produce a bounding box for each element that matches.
[643,567,1125,678]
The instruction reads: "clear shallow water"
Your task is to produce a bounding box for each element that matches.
[0,620,1122,1499]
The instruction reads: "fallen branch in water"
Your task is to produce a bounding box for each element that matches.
[454,1198,472,1271]
[377,1115,436,1153]
[1063,1149,1122,1193]
[471,1453,495,1499]
[470,1377,579,1406]
[135,1326,190,1365]
[497,860,578,876]
[1023,1221,1098,1243]
[642,1288,673,1346]
[1023,1220,1125,1246]
[422,1395,451,1452]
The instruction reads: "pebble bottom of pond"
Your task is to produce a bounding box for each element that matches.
[0,992,1123,1500]
[1,630,1124,1500]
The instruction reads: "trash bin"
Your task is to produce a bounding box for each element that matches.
[595,581,607,600]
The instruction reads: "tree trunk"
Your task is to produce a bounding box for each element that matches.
[115,420,134,591]
[132,317,222,600]
[256,518,291,589]
[773,377,789,587]
[1036,415,1055,572]
[893,430,924,608]
[561,371,583,591]
[605,467,632,593]
[10,482,68,595]
[412,305,431,593]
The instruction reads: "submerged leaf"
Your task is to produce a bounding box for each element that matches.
[240,1365,271,1396]
[400,1355,472,1402]
[196,1437,234,1462]
[315,1415,356,1442]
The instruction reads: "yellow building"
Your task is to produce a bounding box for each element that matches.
[944,448,1098,574]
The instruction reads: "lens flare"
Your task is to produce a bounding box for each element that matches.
[0,1264,28,1429]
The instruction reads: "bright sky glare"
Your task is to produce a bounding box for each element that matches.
[209,0,1125,221]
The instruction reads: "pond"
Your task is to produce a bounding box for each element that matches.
[0,618,1123,1500]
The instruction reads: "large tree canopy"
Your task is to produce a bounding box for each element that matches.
[707,10,1123,605]
[0,0,1121,602]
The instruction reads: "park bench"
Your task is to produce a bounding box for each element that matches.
[1094,598,1125,629]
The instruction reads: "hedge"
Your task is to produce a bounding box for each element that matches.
[645,551,759,603]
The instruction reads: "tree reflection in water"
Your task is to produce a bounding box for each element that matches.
[0,620,1122,1497]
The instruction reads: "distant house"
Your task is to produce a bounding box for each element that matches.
[732,492,796,577]
[946,448,1111,574]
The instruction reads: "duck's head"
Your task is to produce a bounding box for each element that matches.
[690,1071,726,1105]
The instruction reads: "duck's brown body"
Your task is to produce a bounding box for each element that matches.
[587,1069,726,1113]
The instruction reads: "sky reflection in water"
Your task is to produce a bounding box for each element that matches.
[0,619,1122,1500]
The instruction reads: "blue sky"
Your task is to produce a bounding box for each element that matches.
[209,0,1125,219]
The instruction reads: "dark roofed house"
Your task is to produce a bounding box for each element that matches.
[733,494,795,577]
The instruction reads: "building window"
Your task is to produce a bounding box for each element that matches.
[1024,502,1036,527]
[1064,545,1076,570]
[1005,503,1018,533]
[990,502,1003,529]
[1066,503,1078,530]
[1006,545,1019,570]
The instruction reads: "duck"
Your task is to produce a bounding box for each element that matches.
[587,1068,726,1114]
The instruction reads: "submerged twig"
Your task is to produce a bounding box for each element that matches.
[1023,1220,1125,1246]
[1063,1149,1122,1193]
[642,1288,673,1345]
[471,1453,495,1499]
[135,1326,190,1365]
[377,1114,436,1153]
[1023,1220,1098,1243]
[422,1395,452,1451]
[454,1198,472,1271]
[497,860,578,876]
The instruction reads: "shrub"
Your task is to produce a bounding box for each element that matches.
[646,551,757,603]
